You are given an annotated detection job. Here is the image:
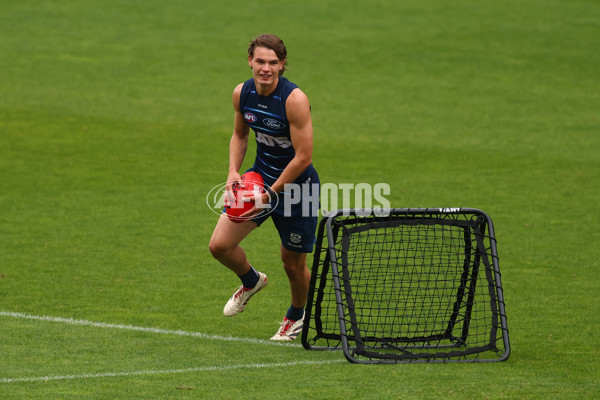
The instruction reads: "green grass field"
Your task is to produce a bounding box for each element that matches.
[1,0,598,398]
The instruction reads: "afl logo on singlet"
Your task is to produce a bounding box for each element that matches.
[263,118,286,130]
[244,113,257,123]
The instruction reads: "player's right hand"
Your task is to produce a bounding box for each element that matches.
[224,171,242,207]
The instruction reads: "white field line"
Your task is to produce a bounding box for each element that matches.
[0,360,345,384]
[0,310,300,347]
[1,310,345,384]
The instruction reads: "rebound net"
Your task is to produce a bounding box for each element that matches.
[301,208,510,363]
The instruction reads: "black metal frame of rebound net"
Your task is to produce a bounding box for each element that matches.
[301,208,510,363]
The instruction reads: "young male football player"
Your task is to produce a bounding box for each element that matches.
[208,34,319,341]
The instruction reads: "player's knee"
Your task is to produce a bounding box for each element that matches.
[208,238,230,259]
[281,256,304,276]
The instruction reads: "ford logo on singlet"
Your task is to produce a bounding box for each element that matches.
[263,118,286,130]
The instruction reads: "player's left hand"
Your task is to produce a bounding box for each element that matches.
[239,191,271,218]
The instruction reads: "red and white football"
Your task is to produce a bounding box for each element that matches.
[225,171,265,223]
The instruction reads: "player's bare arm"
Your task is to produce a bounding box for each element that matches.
[227,83,250,197]
[269,88,313,194]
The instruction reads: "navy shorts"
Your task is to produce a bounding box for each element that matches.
[243,167,320,253]
[253,210,318,253]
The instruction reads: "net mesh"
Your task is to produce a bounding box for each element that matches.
[302,210,509,363]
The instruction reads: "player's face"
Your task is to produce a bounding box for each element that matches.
[248,46,284,88]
